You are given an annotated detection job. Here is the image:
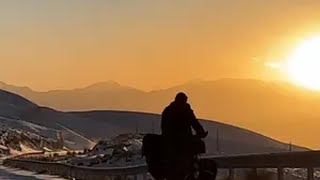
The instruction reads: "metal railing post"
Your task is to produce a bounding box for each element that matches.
[308,167,314,180]
[228,168,235,180]
[251,168,258,178]
[277,167,284,180]
[143,173,148,180]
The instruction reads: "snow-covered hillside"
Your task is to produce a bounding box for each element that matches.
[0,90,94,149]
[0,116,63,155]
[64,134,144,167]
[0,89,308,155]
[0,90,64,155]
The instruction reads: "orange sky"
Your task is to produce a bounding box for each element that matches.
[1,1,320,91]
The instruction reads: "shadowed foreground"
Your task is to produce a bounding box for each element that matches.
[0,165,65,180]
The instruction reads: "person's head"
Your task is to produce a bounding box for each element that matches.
[174,92,188,104]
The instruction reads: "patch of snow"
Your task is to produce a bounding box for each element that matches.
[19,143,39,153]
[43,147,52,152]
[0,145,8,150]
[65,133,145,168]
[9,104,17,108]
[0,115,58,139]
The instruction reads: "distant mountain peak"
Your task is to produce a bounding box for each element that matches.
[81,81,144,93]
[84,81,121,89]
[182,78,206,85]
[0,81,34,92]
[0,81,7,86]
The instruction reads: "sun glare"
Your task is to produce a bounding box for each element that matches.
[265,62,281,69]
[286,36,320,90]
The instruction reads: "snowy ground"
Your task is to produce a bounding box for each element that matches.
[0,157,66,180]
[0,165,66,180]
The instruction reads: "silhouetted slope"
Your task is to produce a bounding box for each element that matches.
[1,80,317,149]
[0,89,37,119]
[21,107,94,150]
[21,108,307,154]
[0,90,63,153]
[1,89,305,154]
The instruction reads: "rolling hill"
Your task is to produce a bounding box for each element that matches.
[0,89,307,154]
[0,90,64,154]
[1,79,320,148]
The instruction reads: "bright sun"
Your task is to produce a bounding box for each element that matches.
[286,36,320,90]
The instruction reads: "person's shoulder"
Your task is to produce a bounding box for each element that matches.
[162,103,173,113]
[186,103,194,112]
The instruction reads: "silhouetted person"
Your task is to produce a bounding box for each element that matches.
[161,92,208,179]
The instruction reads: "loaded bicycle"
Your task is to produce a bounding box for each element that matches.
[142,134,217,180]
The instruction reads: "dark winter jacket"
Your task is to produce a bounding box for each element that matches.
[161,101,206,158]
